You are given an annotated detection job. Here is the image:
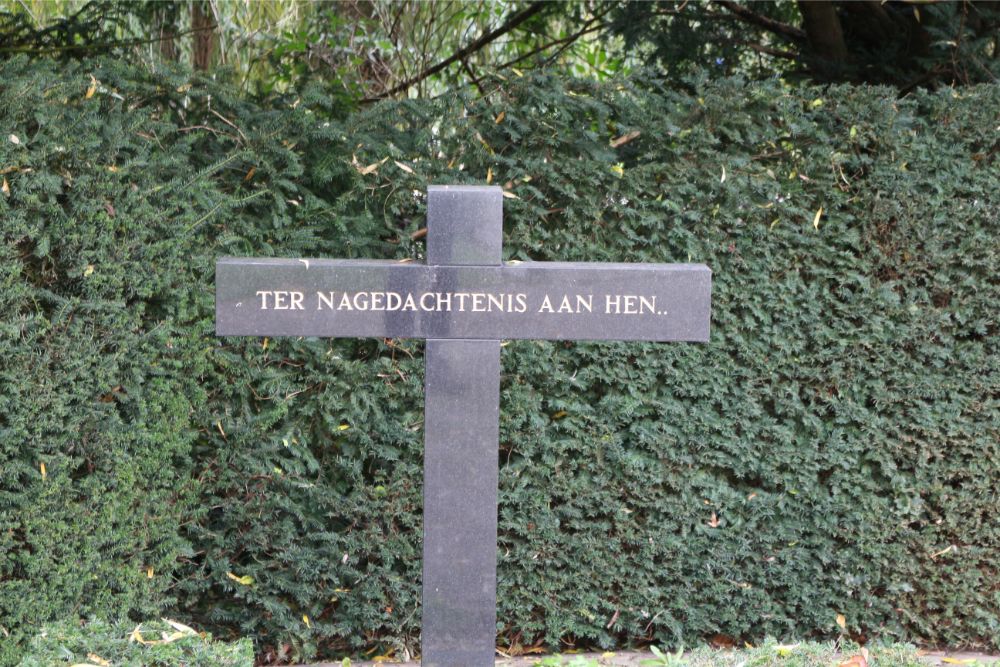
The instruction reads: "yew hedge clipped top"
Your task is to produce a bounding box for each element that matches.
[0,56,997,664]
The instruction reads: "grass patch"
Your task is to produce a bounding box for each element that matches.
[533,639,933,666]
[16,618,253,666]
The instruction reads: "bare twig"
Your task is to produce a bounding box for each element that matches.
[209,108,248,144]
[499,16,610,69]
[745,41,800,60]
[177,124,238,140]
[713,0,807,43]
[461,57,489,96]
[364,2,546,101]
[0,22,217,55]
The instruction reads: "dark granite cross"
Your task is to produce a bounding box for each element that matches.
[216,185,711,666]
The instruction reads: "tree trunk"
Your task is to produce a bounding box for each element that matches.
[156,6,178,62]
[191,2,216,71]
[797,1,848,64]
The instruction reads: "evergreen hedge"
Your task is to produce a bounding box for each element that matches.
[0,56,997,664]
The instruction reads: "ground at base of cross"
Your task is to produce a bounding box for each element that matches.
[305,648,1000,667]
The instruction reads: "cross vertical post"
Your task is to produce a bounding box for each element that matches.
[421,186,503,666]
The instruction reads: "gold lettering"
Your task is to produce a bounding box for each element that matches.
[317,291,335,310]
[514,293,527,313]
[420,292,437,311]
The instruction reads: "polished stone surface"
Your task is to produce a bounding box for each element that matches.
[421,186,502,667]
[426,185,503,267]
[421,339,500,667]
[215,259,711,342]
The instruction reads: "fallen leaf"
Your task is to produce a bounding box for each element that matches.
[836,613,847,630]
[243,166,256,182]
[128,626,188,646]
[931,545,957,559]
[147,566,154,578]
[486,166,493,184]
[610,130,640,148]
[393,160,413,174]
[162,619,198,635]
[707,512,720,528]
[357,157,388,175]
[720,165,727,183]
[40,462,46,479]
[837,654,868,667]
[86,654,110,667]
[501,190,519,199]
[813,206,823,230]
[775,643,799,657]
[302,614,311,628]
[226,572,254,586]
[495,111,505,123]
[474,131,495,154]
[84,264,95,277]
[85,75,97,99]
[611,163,624,177]
[941,659,977,665]
[709,633,736,648]
[9,134,20,145]
[2,177,8,196]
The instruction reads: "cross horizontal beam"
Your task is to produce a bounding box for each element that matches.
[215,258,711,342]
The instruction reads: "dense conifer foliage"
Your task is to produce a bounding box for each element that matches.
[0,57,997,663]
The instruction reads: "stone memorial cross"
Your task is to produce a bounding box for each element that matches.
[216,185,711,666]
